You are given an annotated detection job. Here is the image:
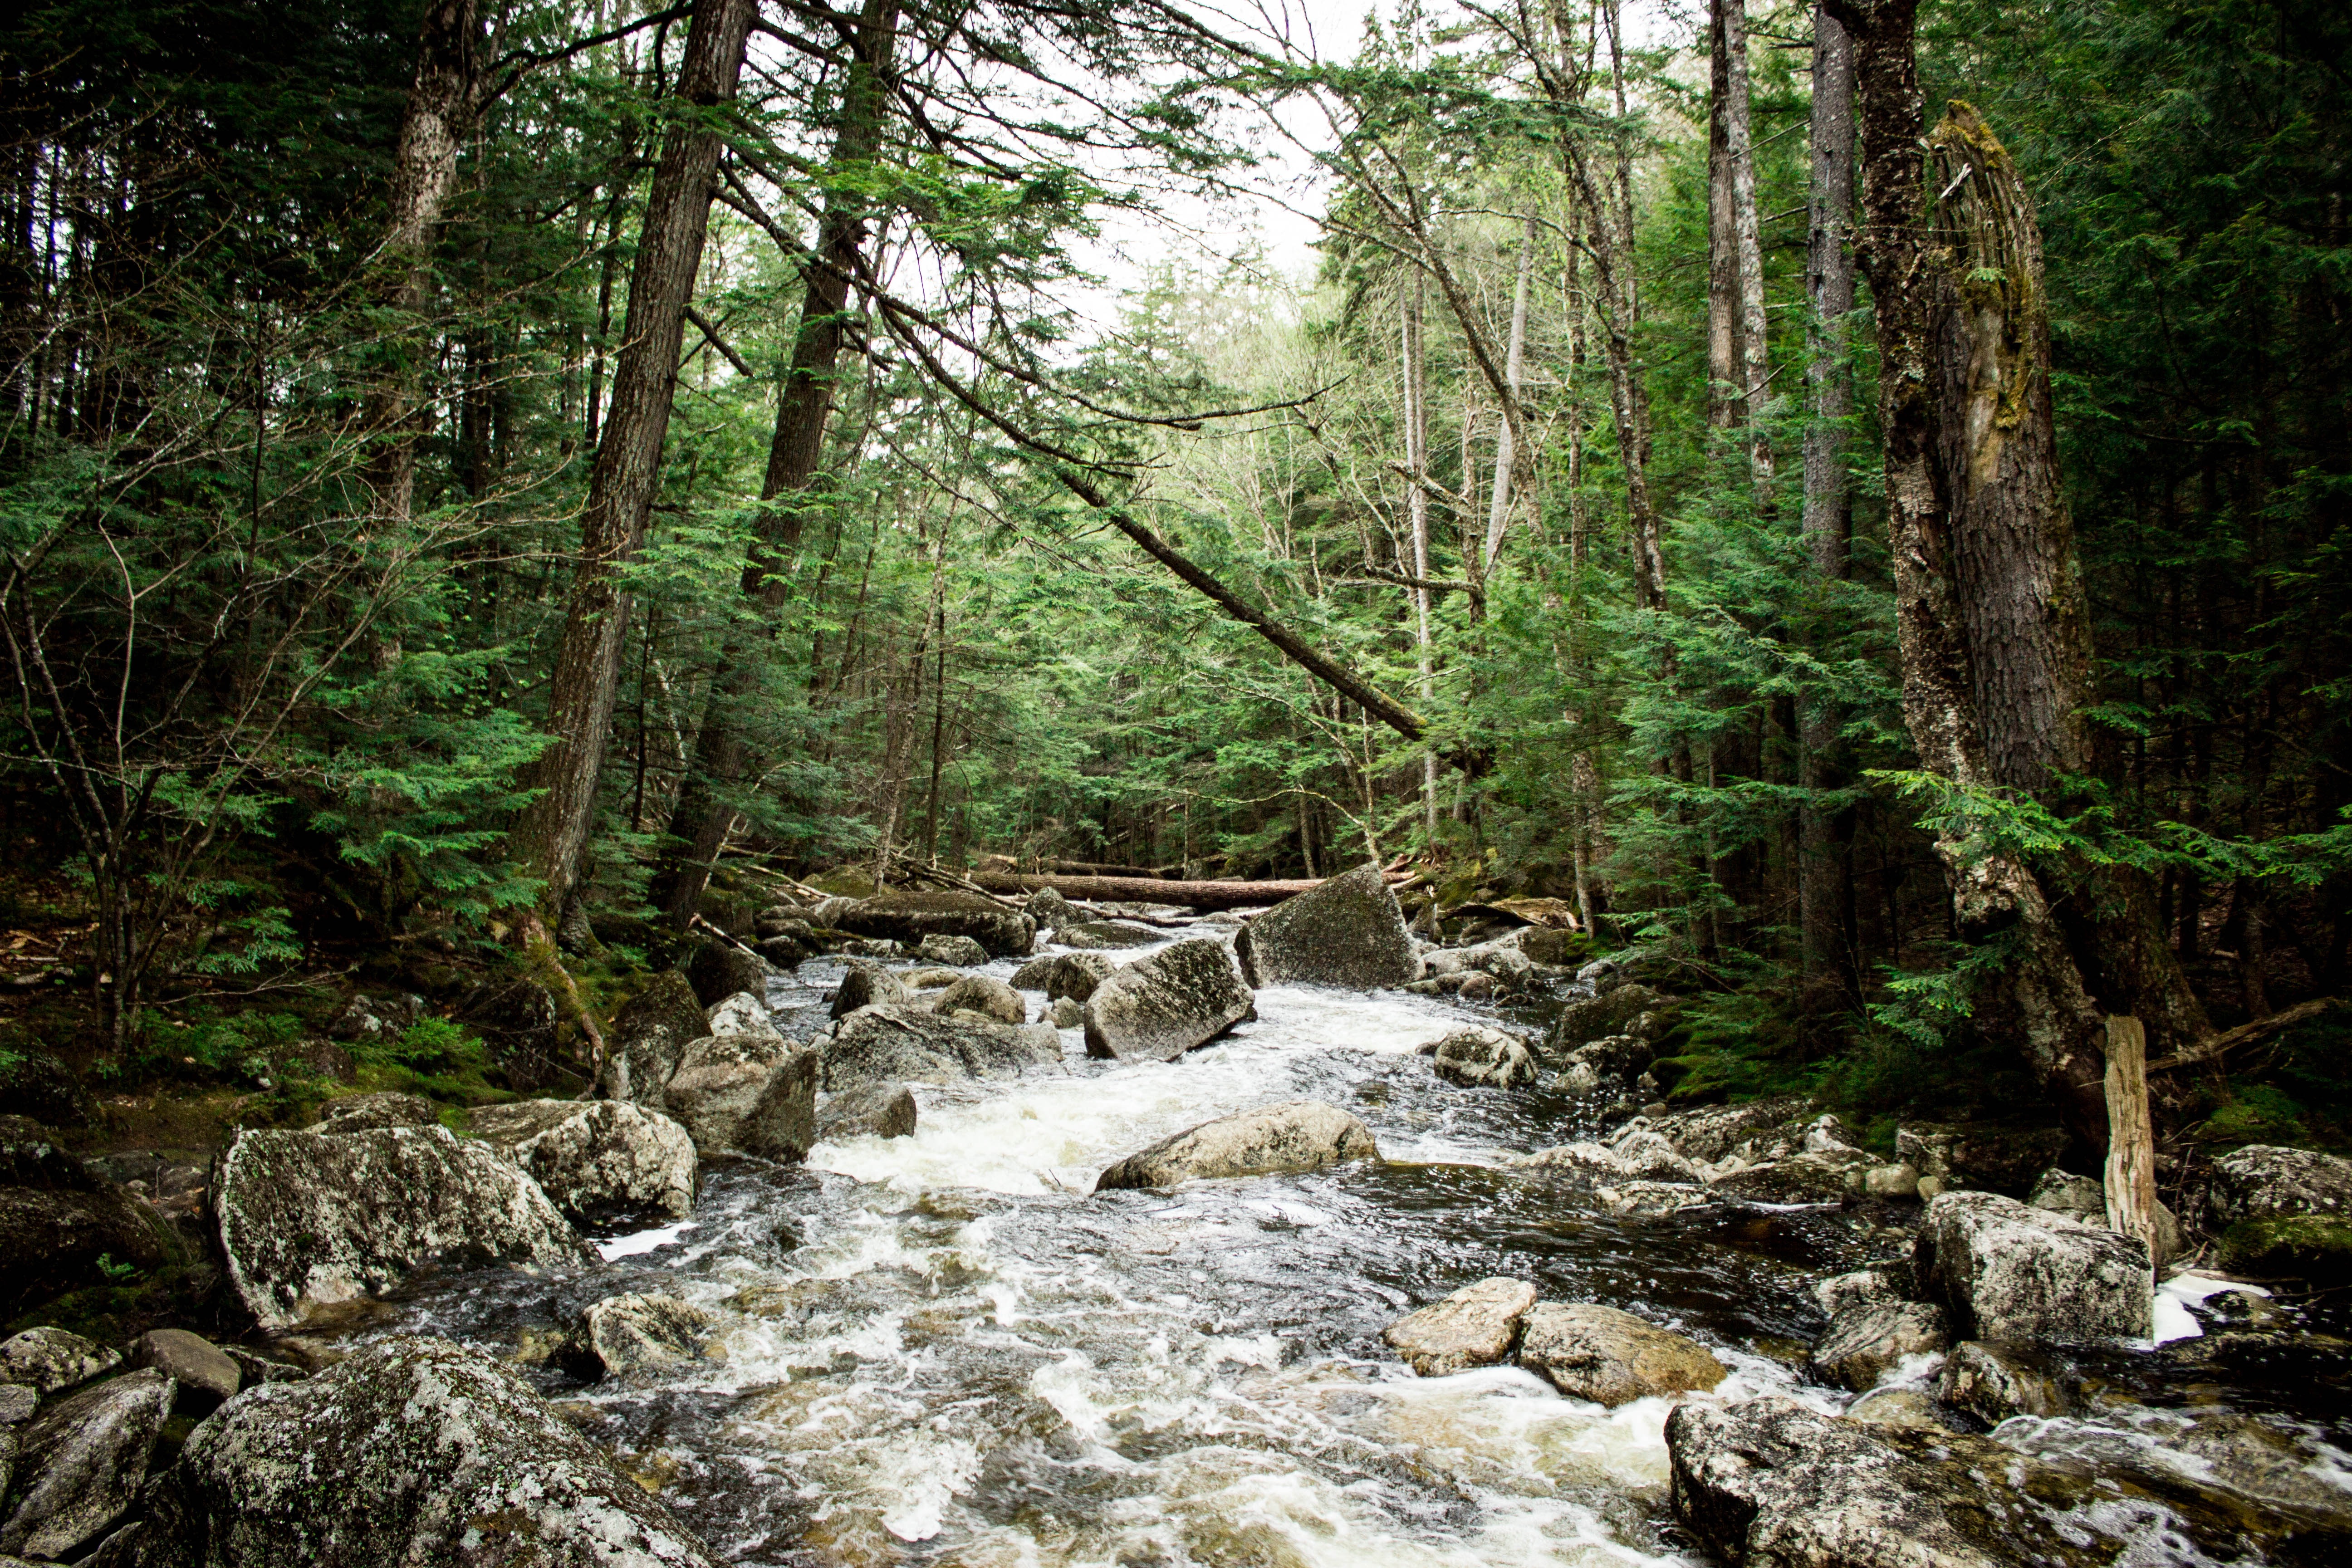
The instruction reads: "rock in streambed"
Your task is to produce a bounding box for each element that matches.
[1094,1101,1377,1191]
[1082,938,1254,1063]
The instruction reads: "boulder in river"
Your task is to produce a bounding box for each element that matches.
[0,1367,173,1559]
[1233,864,1417,989]
[836,891,1034,960]
[661,1035,818,1161]
[130,1335,716,1565]
[1094,1101,1378,1191]
[1024,886,1080,931]
[824,1004,1061,1091]
[1049,995,1083,1028]
[0,1328,118,1395]
[937,974,1026,1024]
[1382,1278,1537,1375]
[1914,1189,2151,1343]
[2202,1143,2352,1228]
[1813,1264,1910,1318]
[916,933,990,966]
[1936,1340,2068,1422]
[314,1090,441,1133]
[1516,1129,1701,1187]
[1515,1303,1726,1407]
[215,1125,593,1329]
[1429,1028,1539,1089]
[563,1292,716,1379]
[600,970,711,1111]
[130,1330,238,1413]
[467,1099,698,1221]
[684,937,771,1009]
[1810,1300,1949,1392]
[817,1082,918,1141]
[703,990,782,1040]
[1054,920,1161,951]
[1012,951,1115,1002]
[1082,938,1254,1062]
[831,961,910,1020]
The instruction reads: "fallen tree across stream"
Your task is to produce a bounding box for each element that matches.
[964,869,1411,911]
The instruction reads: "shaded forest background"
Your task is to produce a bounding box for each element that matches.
[0,0,2347,1151]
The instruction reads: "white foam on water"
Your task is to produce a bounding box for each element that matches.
[595,1220,696,1260]
[2149,1272,2273,1346]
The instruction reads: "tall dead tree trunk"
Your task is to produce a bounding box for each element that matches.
[510,0,754,921]
[649,0,900,926]
[1402,269,1440,841]
[1798,2,1857,1005]
[1481,214,1536,580]
[1830,0,2205,1137]
[1725,0,1774,506]
[1706,0,1741,432]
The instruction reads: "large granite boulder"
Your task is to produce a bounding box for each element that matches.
[2202,1143,2352,1226]
[1024,886,1080,931]
[125,1336,715,1565]
[1430,1028,1539,1088]
[1011,951,1115,1002]
[130,1329,240,1413]
[0,1368,173,1559]
[937,974,1025,1024]
[1617,1095,1811,1163]
[598,971,710,1111]
[1668,1396,2133,1567]
[1548,984,1671,1055]
[816,1083,918,1141]
[835,892,1034,960]
[660,1036,818,1161]
[0,1121,181,1316]
[1233,865,1416,989]
[823,1004,1060,1091]
[684,939,770,1009]
[1082,938,1254,1062]
[1936,1340,2068,1423]
[1913,1189,2151,1343]
[0,1328,118,1395]
[466,1100,697,1221]
[1383,1278,1537,1375]
[1810,1300,1949,1392]
[1515,1303,1726,1407]
[915,933,991,966]
[561,1293,715,1380]
[830,962,910,1020]
[215,1127,593,1329]
[1094,1101,1378,1191]
[702,991,781,1041]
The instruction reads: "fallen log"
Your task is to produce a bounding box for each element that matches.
[976,857,1185,881]
[2146,995,2336,1074]
[965,869,1407,912]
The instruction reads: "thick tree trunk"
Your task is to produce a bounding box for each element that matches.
[650,0,900,926]
[1798,3,1857,1003]
[1725,0,1774,505]
[1706,0,1742,432]
[510,0,755,920]
[1481,215,1536,577]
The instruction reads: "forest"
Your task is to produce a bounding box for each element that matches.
[0,2,2350,1564]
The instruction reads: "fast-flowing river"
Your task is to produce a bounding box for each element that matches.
[343,919,2352,1566]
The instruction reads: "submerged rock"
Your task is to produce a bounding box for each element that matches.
[467,1099,698,1220]
[831,962,910,1020]
[1083,938,1254,1063]
[1234,865,1416,989]
[563,1292,716,1379]
[836,891,1034,960]
[1811,1300,1949,1392]
[1936,1340,2068,1422]
[661,1036,818,1161]
[1914,1189,2152,1343]
[816,1083,918,1141]
[1383,1278,1536,1375]
[599,971,711,1111]
[915,933,990,966]
[131,1335,715,1565]
[824,1004,1061,1090]
[1429,1028,1539,1089]
[0,1367,173,1559]
[1516,1303,1726,1407]
[1094,1101,1378,1191]
[937,974,1025,1024]
[1010,951,1115,1002]
[215,1126,593,1329]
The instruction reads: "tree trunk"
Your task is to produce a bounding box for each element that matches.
[1724,0,1774,504]
[1402,269,1440,841]
[1798,2,1857,1004]
[2102,1014,2160,1260]
[509,0,755,921]
[1481,215,1536,577]
[1706,0,1741,431]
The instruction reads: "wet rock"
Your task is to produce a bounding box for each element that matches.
[1516,1303,1727,1407]
[1024,886,1080,931]
[1558,1032,1657,1093]
[1669,1396,2112,1567]
[1894,1121,2068,1199]
[1516,1131,1703,1187]
[661,1036,818,1161]
[1936,1340,2067,1422]
[1811,1300,1949,1392]
[599,971,710,1111]
[325,993,422,1045]
[684,938,770,1009]
[1813,1264,1910,1317]
[837,891,1034,960]
[215,1126,593,1329]
[2028,1167,2105,1220]
[817,1083,917,1141]
[756,932,813,968]
[1430,1028,1539,1088]
[0,1177,181,1318]
[1914,1189,2151,1343]
[2202,1143,2352,1225]
[1382,1277,1537,1375]
[130,1329,239,1412]
[0,1051,98,1129]
[0,1329,119,1394]
[1845,1388,1953,1430]
[1233,864,1417,990]
[0,1382,31,1424]
[132,1335,716,1565]
[1594,1181,1712,1216]
[1011,951,1115,1002]
[703,990,781,1040]
[1708,1147,1876,1205]
[313,1091,441,1133]
[1054,921,1160,951]
[1628,1095,1811,1163]
[220,1348,305,1388]
[1083,938,1254,1063]
[1548,985,1671,1056]
[824,1004,1062,1091]
[897,966,961,990]
[467,1099,698,1220]
[0,1367,172,1559]
[937,974,1025,1024]
[915,933,991,966]
[1863,1162,1921,1199]
[831,962,911,1020]
[1048,995,1084,1028]
[831,936,903,960]
[562,1292,715,1379]
[1094,1101,1378,1191]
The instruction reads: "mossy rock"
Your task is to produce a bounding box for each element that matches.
[805,867,880,898]
[2219,1216,2352,1281]
[0,1049,99,1129]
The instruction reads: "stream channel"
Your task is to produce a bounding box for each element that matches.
[326,916,2352,1566]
